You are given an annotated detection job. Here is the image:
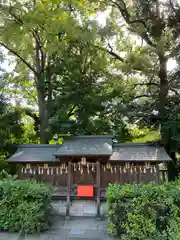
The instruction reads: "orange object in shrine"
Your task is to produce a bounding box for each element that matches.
[77,185,94,197]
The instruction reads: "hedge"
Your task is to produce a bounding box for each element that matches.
[0,179,52,234]
[107,181,180,240]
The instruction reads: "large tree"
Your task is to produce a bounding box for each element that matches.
[0,0,97,143]
[47,42,128,136]
[95,0,180,179]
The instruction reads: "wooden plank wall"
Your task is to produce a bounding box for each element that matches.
[18,162,165,187]
[100,164,158,187]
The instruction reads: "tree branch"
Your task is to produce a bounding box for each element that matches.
[109,0,156,47]
[9,6,23,25]
[169,0,178,15]
[134,82,159,87]
[68,105,77,118]
[107,42,124,62]
[0,42,37,75]
[2,4,45,76]
[31,29,45,73]
[95,45,124,62]
[106,48,124,62]
[134,94,155,99]
[170,88,180,95]
[22,88,38,105]
[24,108,39,121]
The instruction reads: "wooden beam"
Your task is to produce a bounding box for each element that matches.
[66,161,71,219]
[96,161,101,218]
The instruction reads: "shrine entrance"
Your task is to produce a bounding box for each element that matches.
[71,161,97,186]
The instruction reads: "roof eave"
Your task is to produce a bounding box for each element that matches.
[17,144,59,148]
[109,159,171,162]
[7,159,58,163]
[53,153,112,157]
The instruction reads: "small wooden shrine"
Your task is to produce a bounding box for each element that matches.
[7,135,171,217]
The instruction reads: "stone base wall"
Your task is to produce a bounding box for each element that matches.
[52,200,107,217]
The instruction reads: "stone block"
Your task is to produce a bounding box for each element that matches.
[83,204,96,216]
[100,202,107,216]
[72,200,85,206]
[52,199,107,217]
[70,206,84,216]
[52,200,66,215]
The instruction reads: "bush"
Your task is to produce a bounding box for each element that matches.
[0,179,52,234]
[0,170,13,180]
[107,181,180,239]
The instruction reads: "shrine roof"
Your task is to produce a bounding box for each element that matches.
[7,137,171,163]
[110,143,171,162]
[53,135,113,156]
[7,145,59,163]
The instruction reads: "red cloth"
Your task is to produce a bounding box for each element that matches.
[77,185,94,197]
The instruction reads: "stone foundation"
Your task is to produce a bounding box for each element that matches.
[52,200,107,217]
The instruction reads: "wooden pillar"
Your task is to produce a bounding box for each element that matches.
[156,164,160,184]
[163,170,168,183]
[18,165,21,179]
[161,170,165,183]
[66,161,71,218]
[35,165,39,182]
[119,165,122,184]
[52,166,56,186]
[135,164,138,184]
[96,161,101,218]
[137,165,141,184]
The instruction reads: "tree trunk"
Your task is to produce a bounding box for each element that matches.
[36,77,49,144]
[158,53,168,124]
[158,53,168,145]
[35,38,49,144]
[158,53,177,180]
[167,152,177,181]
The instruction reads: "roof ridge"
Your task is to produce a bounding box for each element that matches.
[64,135,113,139]
[113,142,162,147]
[17,144,60,148]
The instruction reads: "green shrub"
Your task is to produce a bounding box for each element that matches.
[107,181,180,239]
[0,179,52,234]
[0,170,13,180]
